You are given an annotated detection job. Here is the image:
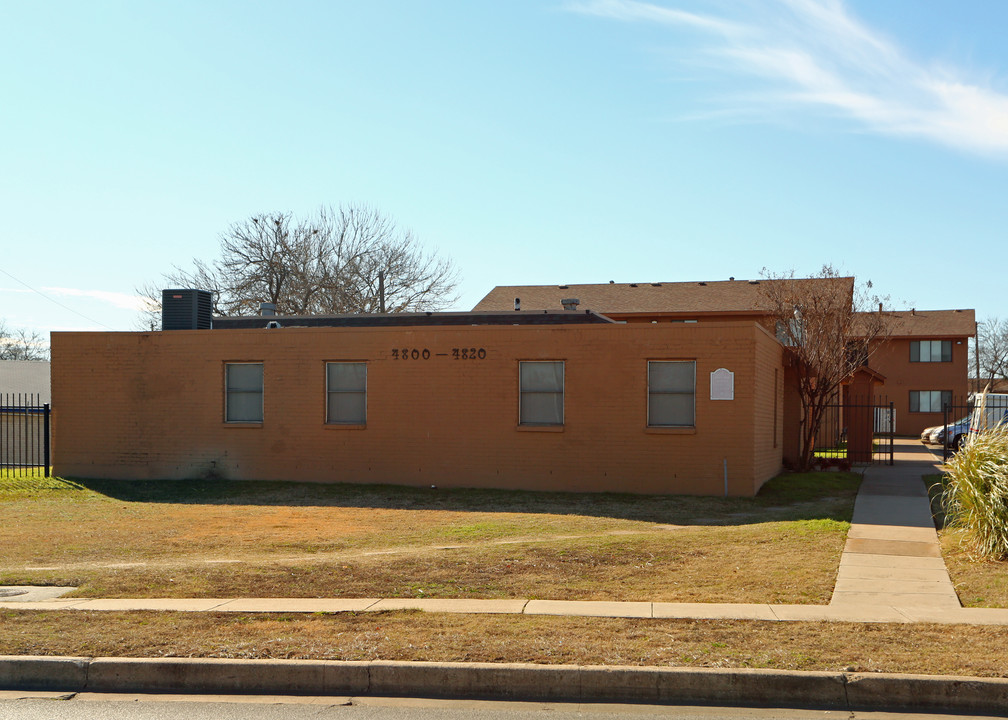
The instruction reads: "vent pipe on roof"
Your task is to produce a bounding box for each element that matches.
[879,302,883,312]
[514,297,521,311]
[260,302,276,317]
[561,298,580,311]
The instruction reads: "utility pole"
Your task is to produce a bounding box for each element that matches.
[975,321,981,395]
[378,270,386,314]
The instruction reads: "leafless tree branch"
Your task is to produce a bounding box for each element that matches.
[973,317,1008,390]
[760,265,889,471]
[0,320,49,361]
[137,204,459,324]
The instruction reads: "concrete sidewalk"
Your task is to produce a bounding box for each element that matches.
[831,439,961,611]
[6,440,1002,624]
[7,594,1008,624]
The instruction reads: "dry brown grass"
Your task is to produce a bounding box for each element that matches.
[2,610,1007,678]
[0,474,856,603]
[941,530,1008,608]
[926,472,1008,608]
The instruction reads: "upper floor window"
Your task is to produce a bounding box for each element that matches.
[519,361,564,426]
[225,363,263,423]
[909,390,952,413]
[911,340,952,363]
[775,318,804,347]
[648,360,696,427]
[327,362,367,425]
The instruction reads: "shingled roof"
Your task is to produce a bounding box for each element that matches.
[863,309,976,338]
[473,277,855,315]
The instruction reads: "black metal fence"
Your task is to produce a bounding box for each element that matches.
[815,398,895,466]
[0,393,50,477]
[940,393,1008,463]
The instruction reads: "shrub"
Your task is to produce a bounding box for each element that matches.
[942,420,1008,560]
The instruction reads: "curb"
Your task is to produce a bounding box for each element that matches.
[4,656,1008,712]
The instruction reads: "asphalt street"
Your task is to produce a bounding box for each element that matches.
[0,693,1002,720]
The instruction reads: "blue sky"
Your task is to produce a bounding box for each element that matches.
[2,0,1006,339]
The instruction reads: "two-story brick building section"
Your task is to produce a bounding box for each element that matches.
[862,309,975,436]
[476,279,975,437]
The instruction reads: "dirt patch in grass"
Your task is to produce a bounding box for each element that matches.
[0,473,858,604]
[1,610,1006,677]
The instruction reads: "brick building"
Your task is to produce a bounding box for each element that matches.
[51,311,784,496]
[862,309,976,435]
[49,277,975,495]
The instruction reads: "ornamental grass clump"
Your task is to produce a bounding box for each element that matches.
[942,419,1008,560]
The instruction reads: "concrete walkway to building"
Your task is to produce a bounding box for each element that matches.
[5,439,1008,625]
[830,438,961,612]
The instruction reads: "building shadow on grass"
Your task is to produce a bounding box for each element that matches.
[54,472,862,527]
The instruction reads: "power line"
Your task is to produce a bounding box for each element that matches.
[0,266,117,330]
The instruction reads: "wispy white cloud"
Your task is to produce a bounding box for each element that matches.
[49,324,113,333]
[41,287,149,312]
[566,0,743,36]
[567,0,1008,156]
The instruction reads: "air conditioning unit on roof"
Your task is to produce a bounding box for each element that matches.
[161,289,212,330]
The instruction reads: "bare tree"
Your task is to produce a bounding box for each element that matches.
[316,206,459,314]
[0,320,48,361]
[972,317,1008,391]
[760,265,888,471]
[138,205,458,327]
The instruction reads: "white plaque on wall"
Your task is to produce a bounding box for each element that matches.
[710,368,734,400]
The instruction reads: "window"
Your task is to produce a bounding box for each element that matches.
[225,363,263,423]
[910,340,952,363]
[519,361,564,425]
[775,318,804,347]
[327,362,366,424]
[909,390,952,413]
[648,360,696,427]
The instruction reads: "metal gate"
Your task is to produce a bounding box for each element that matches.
[0,393,50,477]
[814,398,895,466]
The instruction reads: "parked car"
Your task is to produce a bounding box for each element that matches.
[921,416,968,445]
[921,423,943,444]
[932,417,972,450]
[932,395,1008,452]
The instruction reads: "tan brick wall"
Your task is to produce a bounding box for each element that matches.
[869,337,970,435]
[51,322,783,496]
[752,326,784,492]
[781,363,802,468]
